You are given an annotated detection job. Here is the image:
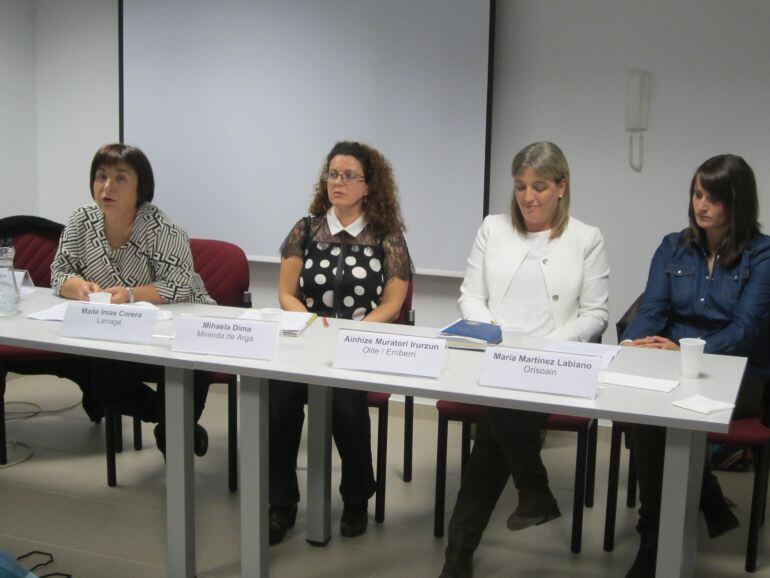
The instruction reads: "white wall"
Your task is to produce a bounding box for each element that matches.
[35,0,119,224]
[489,0,770,342]
[0,0,37,217]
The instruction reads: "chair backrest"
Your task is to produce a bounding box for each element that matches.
[615,292,645,342]
[394,278,414,326]
[0,215,64,288]
[189,238,250,307]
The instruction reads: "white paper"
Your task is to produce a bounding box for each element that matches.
[671,394,735,415]
[29,300,171,322]
[28,302,69,320]
[599,371,679,393]
[239,309,316,335]
[544,341,621,369]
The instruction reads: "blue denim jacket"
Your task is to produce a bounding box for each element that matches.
[623,230,770,381]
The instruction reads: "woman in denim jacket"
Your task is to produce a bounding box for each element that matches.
[621,154,770,578]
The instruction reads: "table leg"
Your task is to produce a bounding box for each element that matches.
[240,376,269,578]
[165,366,195,578]
[657,428,705,578]
[306,384,332,546]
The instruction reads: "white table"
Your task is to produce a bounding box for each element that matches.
[0,291,745,578]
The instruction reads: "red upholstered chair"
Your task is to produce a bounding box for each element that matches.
[190,238,251,492]
[0,216,98,464]
[433,401,598,553]
[602,420,637,552]
[365,278,415,523]
[707,418,770,572]
[605,417,770,572]
[105,238,250,489]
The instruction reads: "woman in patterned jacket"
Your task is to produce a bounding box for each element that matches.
[267,141,412,544]
[51,143,215,457]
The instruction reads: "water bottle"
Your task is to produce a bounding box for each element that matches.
[0,245,21,317]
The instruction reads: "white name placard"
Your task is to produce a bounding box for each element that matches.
[479,346,600,399]
[333,329,446,378]
[173,315,278,360]
[61,302,158,344]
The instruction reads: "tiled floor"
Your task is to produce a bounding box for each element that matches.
[1,373,768,577]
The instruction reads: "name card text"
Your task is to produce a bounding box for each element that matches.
[479,346,600,399]
[333,329,446,378]
[61,302,157,344]
[173,315,278,359]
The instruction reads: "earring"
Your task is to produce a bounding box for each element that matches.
[364,196,369,205]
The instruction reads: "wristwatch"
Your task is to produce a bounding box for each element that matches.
[126,286,135,303]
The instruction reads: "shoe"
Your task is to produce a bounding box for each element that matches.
[81,390,105,423]
[340,502,368,537]
[153,423,209,457]
[506,486,561,531]
[154,424,165,456]
[193,424,209,457]
[439,545,473,578]
[269,504,298,545]
[700,472,739,538]
[625,531,657,578]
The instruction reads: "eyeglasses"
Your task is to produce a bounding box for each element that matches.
[326,170,365,184]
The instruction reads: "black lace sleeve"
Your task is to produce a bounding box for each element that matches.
[279,218,308,259]
[382,232,414,283]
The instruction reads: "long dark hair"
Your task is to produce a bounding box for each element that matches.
[684,154,760,268]
[309,141,406,238]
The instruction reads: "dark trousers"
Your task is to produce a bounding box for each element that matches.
[631,376,765,534]
[447,406,549,551]
[268,379,376,508]
[1,355,104,422]
[90,358,210,425]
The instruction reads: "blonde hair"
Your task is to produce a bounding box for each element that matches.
[510,141,570,238]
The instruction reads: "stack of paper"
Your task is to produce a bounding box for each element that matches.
[239,310,317,336]
[437,319,502,350]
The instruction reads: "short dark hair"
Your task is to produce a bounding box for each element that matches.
[685,154,760,268]
[90,144,155,205]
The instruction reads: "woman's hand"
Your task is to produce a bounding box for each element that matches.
[278,257,309,312]
[60,277,102,301]
[364,278,408,323]
[626,335,680,350]
[103,284,164,305]
[104,286,131,304]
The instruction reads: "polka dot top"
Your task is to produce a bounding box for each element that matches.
[280,216,412,320]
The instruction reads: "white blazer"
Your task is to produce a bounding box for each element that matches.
[458,214,609,342]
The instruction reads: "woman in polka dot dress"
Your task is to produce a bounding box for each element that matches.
[268,141,412,545]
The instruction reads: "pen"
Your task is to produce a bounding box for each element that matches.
[322,317,329,328]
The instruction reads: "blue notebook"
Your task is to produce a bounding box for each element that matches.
[438,319,502,350]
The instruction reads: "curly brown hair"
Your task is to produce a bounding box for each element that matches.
[308,141,407,238]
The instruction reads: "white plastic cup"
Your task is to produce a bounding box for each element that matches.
[260,307,283,323]
[89,292,112,304]
[502,326,526,346]
[679,337,706,378]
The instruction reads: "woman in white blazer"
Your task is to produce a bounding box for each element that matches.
[440,142,609,578]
